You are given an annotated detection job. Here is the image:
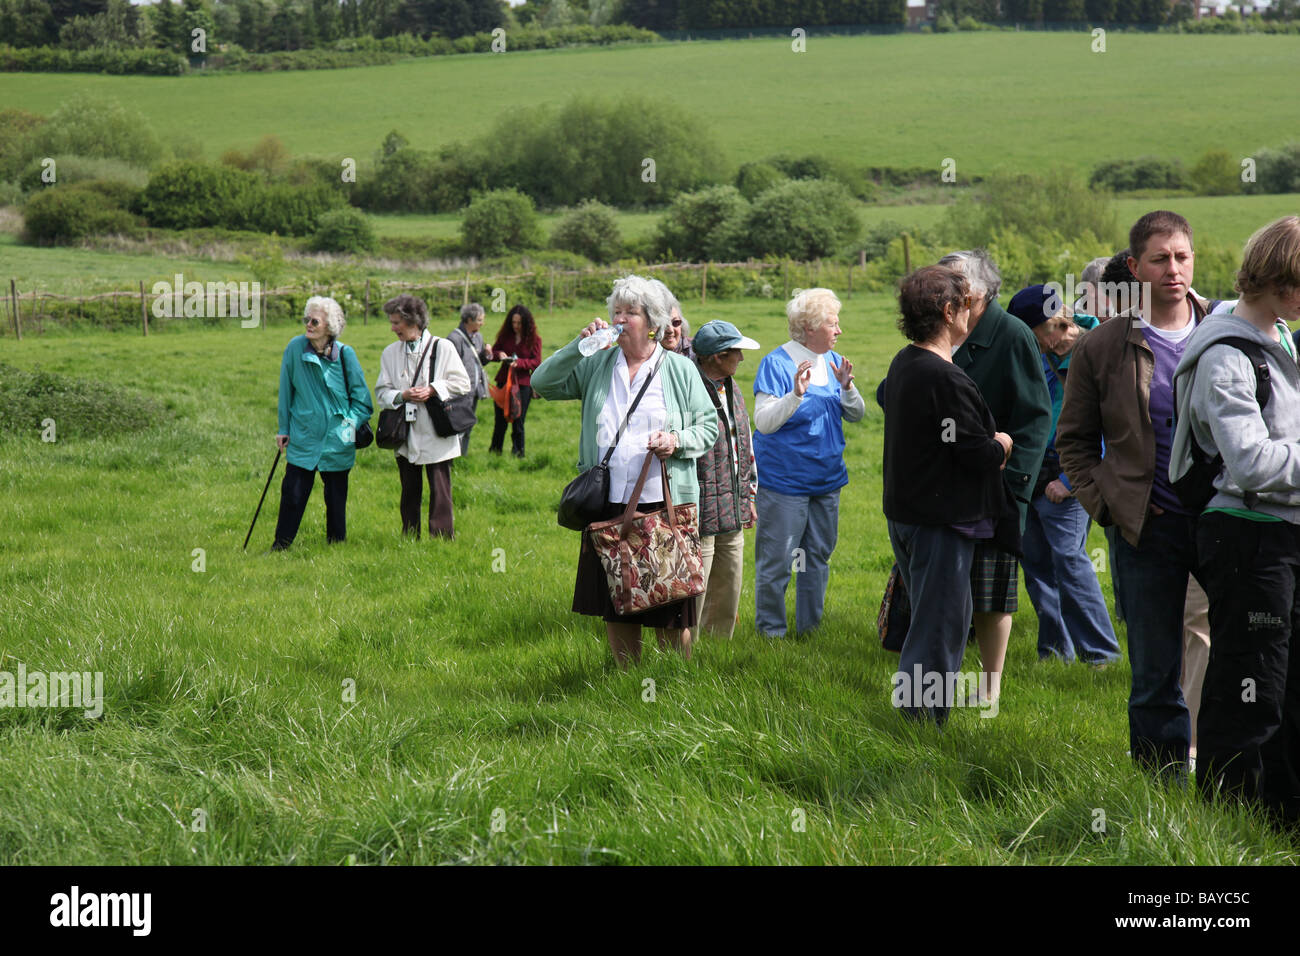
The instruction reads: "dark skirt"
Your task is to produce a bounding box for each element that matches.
[971,539,1019,613]
[573,501,699,628]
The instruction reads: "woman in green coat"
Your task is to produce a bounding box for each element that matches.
[272,296,374,549]
[532,275,718,667]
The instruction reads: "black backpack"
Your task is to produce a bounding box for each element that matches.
[1172,336,1272,511]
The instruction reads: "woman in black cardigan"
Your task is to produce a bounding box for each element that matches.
[882,266,1017,724]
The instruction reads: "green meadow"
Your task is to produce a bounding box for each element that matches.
[1,297,1295,864]
[3,33,1298,174]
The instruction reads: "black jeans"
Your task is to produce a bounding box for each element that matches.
[1196,512,1300,823]
[490,385,532,456]
[273,462,349,548]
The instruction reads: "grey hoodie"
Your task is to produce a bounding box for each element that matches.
[1170,312,1300,520]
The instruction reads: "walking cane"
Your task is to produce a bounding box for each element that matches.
[244,446,282,551]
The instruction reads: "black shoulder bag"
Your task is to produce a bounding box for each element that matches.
[425,337,479,437]
[557,354,663,531]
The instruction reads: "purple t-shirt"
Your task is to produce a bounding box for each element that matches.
[1141,318,1197,515]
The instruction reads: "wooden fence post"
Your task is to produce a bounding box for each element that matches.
[10,279,19,341]
[701,263,708,305]
[463,272,470,305]
[140,281,148,335]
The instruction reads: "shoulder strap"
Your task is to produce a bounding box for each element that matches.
[1214,336,1272,411]
[602,353,665,467]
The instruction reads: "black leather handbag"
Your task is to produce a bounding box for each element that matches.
[556,354,662,531]
[425,338,478,437]
[376,337,433,450]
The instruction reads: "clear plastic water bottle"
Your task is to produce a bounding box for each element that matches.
[578,323,624,356]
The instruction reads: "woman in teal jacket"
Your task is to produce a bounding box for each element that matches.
[532,275,718,667]
[272,296,374,549]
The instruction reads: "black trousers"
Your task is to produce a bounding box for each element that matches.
[273,462,349,548]
[490,385,532,456]
[397,455,453,539]
[1196,512,1300,824]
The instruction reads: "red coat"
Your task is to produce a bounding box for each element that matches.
[491,330,542,388]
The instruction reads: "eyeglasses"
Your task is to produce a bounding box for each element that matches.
[304,316,323,327]
[671,318,682,328]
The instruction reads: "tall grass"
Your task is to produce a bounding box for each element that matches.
[0,297,1294,864]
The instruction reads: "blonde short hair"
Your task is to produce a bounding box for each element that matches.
[304,295,346,338]
[1237,216,1300,299]
[786,287,842,344]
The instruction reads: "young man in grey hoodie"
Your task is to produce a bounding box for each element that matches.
[1170,215,1300,825]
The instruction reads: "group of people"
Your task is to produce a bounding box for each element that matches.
[268,212,1300,827]
[884,210,1300,829]
[272,295,542,547]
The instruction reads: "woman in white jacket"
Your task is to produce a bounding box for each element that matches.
[374,294,471,538]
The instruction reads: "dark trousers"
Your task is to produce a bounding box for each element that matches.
[1112,510,1200,776]
[273,462,348,548]
[397,455,453,539]
[1196,513,1300,824]
[490,385,532,456]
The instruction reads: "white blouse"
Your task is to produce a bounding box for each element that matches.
[374,332,471,466]
[599,349,667,504]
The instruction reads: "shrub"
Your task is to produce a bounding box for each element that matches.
[550,199,622,263]
[460,188,543,258]
[241,181,343,235]
[21,185,139,244]
[0,363,168,439]
[482,94,725,208]
[1246,143,1300,195]
[735,161,787,201]
[741,179,861,261]
[935,12,957,30]
[137,161,257,230]
[1190,148,1241,196]
[311,207,377,254]
[1090,157,1189,192]
[0,178,21,205]
[940,167,1120,252]
[0,107,46,181]
[17,153,150,192]
[652,185,750,262]
[34,94,164,167]
[137,160,340,235]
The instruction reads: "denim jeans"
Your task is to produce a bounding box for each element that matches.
[888,520,975,725]
[1021,494,1121,663]
[754,485,839,636]
[1111,510,1200,775]
[1195,513,1300,823]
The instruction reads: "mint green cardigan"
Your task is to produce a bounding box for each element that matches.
[531,337,719,504]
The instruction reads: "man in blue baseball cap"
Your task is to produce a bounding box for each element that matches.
[692,320,761,637]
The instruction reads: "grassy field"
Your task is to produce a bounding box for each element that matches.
[3,33,1299,176]
[1,296,1295,864]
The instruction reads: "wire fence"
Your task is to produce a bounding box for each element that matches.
[3,257,890,338]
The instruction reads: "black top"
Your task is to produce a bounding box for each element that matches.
[881,345,1021,555]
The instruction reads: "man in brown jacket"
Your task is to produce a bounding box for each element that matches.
[1057,210,1213,778]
